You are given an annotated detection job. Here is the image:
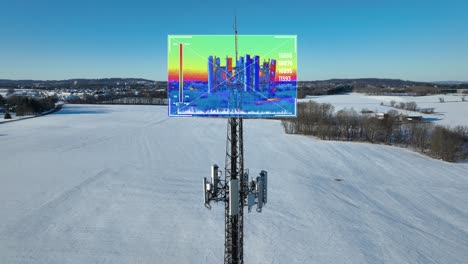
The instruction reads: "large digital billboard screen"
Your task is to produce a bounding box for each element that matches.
[168,35,297,117]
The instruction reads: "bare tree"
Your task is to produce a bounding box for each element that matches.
[281,120,295,134]
[406,101,417,111]
[410,123,432,152]
[337,108,359,140]
[430,126,464,161]
[387,109,399,118]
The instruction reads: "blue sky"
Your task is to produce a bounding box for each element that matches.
[1,0,467,81]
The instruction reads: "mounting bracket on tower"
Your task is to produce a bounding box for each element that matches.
[204,165,268,214]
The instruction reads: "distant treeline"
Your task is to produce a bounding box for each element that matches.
[0,78,159,89]
[67,91,167,105]
[100,97,167,105]
[297,85,353,98]
[281,101,468,162]
[355,86,446,96]
[1,94,58,116]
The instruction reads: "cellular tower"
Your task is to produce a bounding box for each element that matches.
[203,17,269,264]
[207,54,277,93]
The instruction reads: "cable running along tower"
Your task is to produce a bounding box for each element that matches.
[203,17,268,264]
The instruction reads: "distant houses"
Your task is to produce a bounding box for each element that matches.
[418,108,435,114]
[373,112,424,122]
[360,109,374,114]
[375,112,388,120]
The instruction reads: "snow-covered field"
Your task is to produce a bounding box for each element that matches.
[301,93,468,127]
[1,104,468,263]
[0,113,36,124]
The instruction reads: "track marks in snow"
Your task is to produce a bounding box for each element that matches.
[1,105,468,264]
[1,168,115,240]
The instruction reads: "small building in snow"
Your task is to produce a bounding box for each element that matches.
[375,113,388,120]
[406,115,423,122]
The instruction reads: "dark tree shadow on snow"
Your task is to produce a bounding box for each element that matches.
[55,106,112,115]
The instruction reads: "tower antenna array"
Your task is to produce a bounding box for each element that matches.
[203,17,269,264]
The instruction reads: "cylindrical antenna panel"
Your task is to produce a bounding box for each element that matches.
[211,164,219,194]
[261,171,267,204]
[229,179,239,216]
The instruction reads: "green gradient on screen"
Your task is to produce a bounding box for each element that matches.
[168,35,297,81]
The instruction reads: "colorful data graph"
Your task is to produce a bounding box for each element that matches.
[168,35,297,117]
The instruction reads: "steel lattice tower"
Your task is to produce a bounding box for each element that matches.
[223,16,245,264]
[203,16,268,264]
[224,116,243,264]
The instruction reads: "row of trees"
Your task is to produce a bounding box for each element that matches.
[282,101,468,162]
[100,97,168,105]
[388,100,418,111]
[297,85,353,98]
[355,85,451,96]
[3,95,58,116]
[66,90,167,105]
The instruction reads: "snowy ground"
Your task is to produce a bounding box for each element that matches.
[0,113,36,124]
[1,104,468,264]
[300,93,468,127]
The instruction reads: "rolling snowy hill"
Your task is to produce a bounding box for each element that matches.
[1,104,468,263]
[301,93,468,127]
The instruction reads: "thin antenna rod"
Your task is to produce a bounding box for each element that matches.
[234,16,238,61]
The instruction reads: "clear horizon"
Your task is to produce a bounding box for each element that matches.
[2,77,468,83]
[1,0,467,82]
